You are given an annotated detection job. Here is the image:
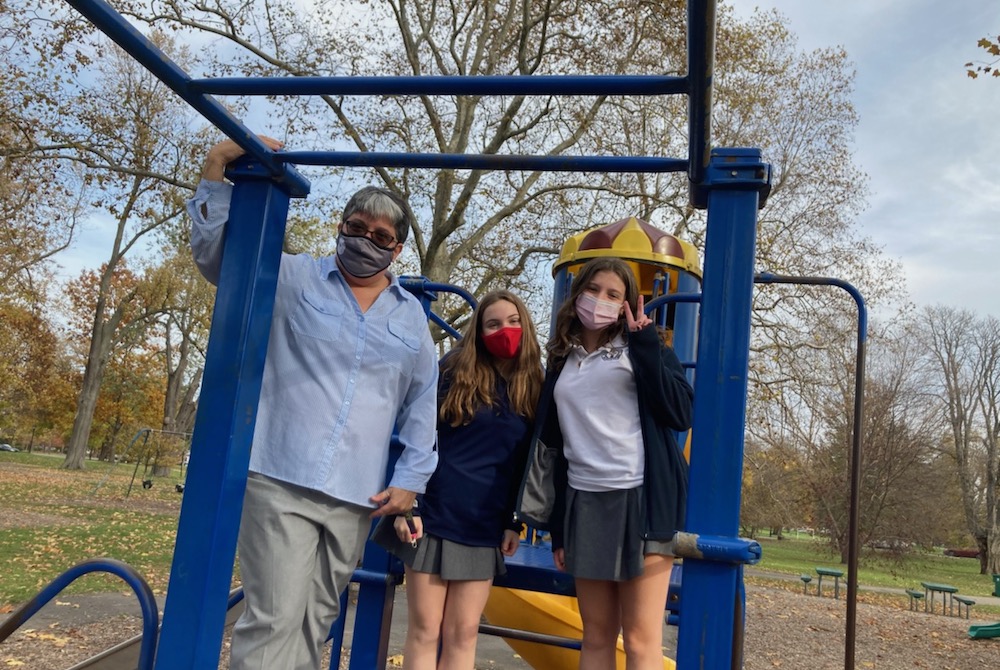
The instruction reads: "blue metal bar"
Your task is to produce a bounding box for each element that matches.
[675,148,767,670]
[671,275,703,385]
[755,272,868,670]
[348,568,398,670]
[155,169,292,669]
[62,0,309,196]
[651,275,667,329]
[398,278,478,311]
[191,75,689,97]
[227,588,245,612]
[645,291,702,310]
[398,277,477,338]
[687,0,718,187]
[328,589,351,669]
[280,151,687,173]
[673,532,762,565]
[430,312,463,340]
[0,558,159,670]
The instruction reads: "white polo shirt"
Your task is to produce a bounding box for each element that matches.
[554,336,644,491]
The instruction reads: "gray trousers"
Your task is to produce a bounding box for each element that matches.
[229,474,369,670]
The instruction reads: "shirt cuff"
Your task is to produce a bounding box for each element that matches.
[187,179,233,225]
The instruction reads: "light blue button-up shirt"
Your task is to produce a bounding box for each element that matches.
[188,180,438,507]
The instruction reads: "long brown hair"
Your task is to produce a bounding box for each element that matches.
[439,290,544,426]
[547,257,640,367]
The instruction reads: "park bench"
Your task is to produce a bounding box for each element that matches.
[815,567,844,599]
[905,588,925,611]
[953,595,975,619]
[921,581,958,615]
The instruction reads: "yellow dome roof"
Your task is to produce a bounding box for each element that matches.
[554,216,701,278]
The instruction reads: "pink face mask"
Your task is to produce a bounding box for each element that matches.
[575,293,623,331]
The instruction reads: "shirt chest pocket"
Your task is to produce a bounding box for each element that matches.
[290,291,345,341]
[376,319,422,371]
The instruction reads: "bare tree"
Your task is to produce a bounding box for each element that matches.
[747,306,946,561]
[141,250,214,435]
[113,2,888,304]
[917,306,1000,573]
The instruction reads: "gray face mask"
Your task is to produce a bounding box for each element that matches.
[336,234,394,278]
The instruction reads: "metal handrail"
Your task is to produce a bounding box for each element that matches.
[0,558,160,670]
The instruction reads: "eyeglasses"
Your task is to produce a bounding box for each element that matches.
[342,219,398,250]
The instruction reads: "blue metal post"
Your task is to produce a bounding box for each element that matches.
[675,148,769,670]
[155,166,300,669]
[671,272,701,380]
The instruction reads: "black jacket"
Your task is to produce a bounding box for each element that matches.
[516,325,693,549]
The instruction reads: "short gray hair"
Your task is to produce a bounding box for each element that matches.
[342,186,414,244]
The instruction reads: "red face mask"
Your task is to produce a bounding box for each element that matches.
[482,326,522,359]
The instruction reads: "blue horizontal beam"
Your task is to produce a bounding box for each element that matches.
[64,0,310,196]
[190,75,689,97]
[278,151,687,173]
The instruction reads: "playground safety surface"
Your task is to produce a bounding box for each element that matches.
[2,581,998,669]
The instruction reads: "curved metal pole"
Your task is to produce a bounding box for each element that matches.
[755,272,867,670]
[407,280,479,310]
[397,278,479,340]
[0,558,159,670]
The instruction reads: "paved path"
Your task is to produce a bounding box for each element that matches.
[0,588,535,669]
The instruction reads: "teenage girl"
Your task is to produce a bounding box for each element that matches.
[522,257,693,670]
[376,290,544,670]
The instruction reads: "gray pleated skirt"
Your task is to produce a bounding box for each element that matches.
[371,518,506,581]
[563,486,675,582]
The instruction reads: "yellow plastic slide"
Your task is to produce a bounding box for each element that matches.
[483,587,675,670]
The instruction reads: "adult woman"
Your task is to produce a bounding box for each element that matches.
[520,257,693,670]
[376,290,544,670]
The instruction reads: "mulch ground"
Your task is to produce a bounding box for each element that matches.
[2,583,999,669]
[743,585,999,669]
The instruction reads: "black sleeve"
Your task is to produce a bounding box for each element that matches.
[628,325,694,432]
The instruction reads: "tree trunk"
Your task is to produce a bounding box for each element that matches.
[63,325,112,469]
[977,534,990,575]
[985,539,999,575]
[98,434,115,462]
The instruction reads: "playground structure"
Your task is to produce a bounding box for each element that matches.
[0,0,878,669]
[968,622,1000,639]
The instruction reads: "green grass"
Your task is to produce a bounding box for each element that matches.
[755,536,1000,605]
[0,450,190,605]
[2,451,998,618]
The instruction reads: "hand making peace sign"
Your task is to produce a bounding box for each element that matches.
[623,295,652,332]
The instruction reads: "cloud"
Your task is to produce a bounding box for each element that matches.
[731,0,1000,319]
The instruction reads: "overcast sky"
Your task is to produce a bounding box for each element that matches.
[730,0,1000,319]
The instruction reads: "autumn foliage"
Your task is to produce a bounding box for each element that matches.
[965,36,1000,79]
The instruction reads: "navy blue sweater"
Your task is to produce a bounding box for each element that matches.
[418,367,531,547]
